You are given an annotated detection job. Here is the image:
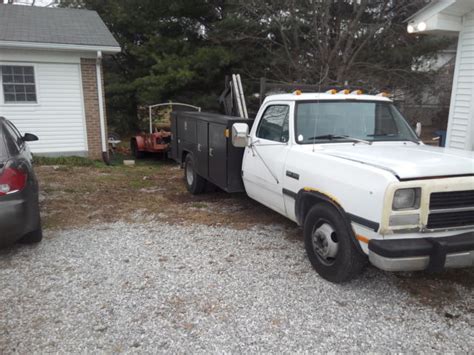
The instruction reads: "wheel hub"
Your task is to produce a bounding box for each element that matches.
[186,161,194,186]
[312,223,338,264]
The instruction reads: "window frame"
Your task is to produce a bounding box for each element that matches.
[0,63,39,105]
[255,104,291,143]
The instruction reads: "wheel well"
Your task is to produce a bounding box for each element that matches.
[297,194,326,226]
[296,190,345,227]
[181,150,190,167]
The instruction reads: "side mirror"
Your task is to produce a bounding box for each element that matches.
[22,133,39,142]
[232,123,250,148]
[415,122,422,137]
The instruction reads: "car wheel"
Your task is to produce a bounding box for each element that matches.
[131,139,144,159]
[184,154,206,194]
[304,203,367,283]
[19,227,43,244]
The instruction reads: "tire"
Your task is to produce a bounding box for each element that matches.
[131,139,144,159]
[184,154,206,194]
[19,227,43,244]
[304,203,367,283]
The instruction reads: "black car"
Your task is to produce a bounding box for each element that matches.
[0,117,42,247]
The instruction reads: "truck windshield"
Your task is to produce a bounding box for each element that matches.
[295,101,419,144]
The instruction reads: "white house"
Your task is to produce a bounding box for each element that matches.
[407,0,474,151]
[0,5,120,159]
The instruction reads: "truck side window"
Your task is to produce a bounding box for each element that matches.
[256,105,289,142]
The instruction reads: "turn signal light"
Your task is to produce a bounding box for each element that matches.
[0,166,27,196]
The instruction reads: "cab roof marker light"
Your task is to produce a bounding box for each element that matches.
[294,90,302,95]
[326,89,337,94]
[376,92,390,97]
[351,90,362,95]
[338,89,350,95]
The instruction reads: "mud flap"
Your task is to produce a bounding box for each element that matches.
[425,238,448,273]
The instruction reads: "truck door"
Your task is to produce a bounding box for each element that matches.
[242,103,291,215]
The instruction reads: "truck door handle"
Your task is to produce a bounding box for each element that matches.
[209,147,214,157]
[197,143,201,152]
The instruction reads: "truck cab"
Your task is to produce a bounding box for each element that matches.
[233,91,474,282]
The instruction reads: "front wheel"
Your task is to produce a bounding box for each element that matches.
[184,154,206,194]
[304,204,367,283]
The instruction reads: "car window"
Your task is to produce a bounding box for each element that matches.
[256,105,290,142]
[0,126,9,159]
[1,123,20,156]
[4,121,24,150]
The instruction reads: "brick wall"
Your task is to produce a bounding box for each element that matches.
[80,58,107,160]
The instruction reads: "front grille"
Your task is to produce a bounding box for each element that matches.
[427,210,474,229]
[430,190,474,210]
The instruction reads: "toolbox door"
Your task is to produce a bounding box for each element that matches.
[196,120,209,178]
[208,122,227,188]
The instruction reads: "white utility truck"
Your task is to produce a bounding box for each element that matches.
[171,90,474,283]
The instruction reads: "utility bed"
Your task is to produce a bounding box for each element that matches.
[170,111,254,193]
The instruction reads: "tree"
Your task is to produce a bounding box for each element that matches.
[62,0,451,132]
[62,0,235,133]
[213,0,450,92]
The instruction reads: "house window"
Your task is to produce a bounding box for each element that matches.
[1,65,37,103]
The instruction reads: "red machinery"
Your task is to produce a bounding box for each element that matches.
[130,102,200,158]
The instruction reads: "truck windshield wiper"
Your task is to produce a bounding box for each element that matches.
[366,133,420,145]
[366,133,396,137]
[307,134,371,145]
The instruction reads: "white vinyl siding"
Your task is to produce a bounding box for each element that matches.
[0,61,87,155]
[446,10,474,150]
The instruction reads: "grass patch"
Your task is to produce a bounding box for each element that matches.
[191,202,208,209]
[33,155,104,167]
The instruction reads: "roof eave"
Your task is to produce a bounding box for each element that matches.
[0,40,121,54]
[406,0,463,34]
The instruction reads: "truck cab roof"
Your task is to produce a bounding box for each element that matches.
[264,92,392,103]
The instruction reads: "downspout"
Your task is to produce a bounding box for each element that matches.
[96,50,109,164]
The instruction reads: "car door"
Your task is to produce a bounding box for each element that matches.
[242,102,291,215]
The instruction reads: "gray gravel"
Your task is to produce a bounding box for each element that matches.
[1,221,473,353]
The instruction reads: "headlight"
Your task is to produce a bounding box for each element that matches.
[392,188,421,210]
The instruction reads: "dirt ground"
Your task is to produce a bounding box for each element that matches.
[36,158,474,312]
[36,159,297,232]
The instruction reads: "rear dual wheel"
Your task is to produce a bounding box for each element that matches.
[304,204,367,283]
[184,154,206,195]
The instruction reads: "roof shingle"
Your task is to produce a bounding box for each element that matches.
[0,5,120,49]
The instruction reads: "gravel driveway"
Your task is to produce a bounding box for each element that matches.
[1,221,473,353]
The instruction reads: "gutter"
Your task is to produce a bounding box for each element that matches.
[0,40,121,54]
[96,50,109,164]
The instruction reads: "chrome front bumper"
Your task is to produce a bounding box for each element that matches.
[368,231,474,272]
